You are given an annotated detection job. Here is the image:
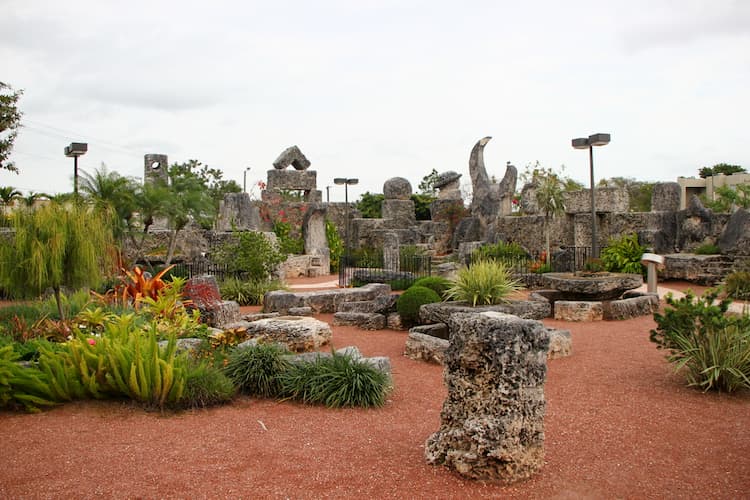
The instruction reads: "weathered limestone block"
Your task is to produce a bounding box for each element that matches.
[554,301,603,321]
[425,312,548,483]
[337,294,397,314]
[215,192,261,231]
[410,323,449,340]
[273,145,311,170]
[239,316,332,352]
[382,200,416,228]
[565,187,629,214]
[602,295,659,320]
[183,275,240,327]
[332,312,387,330]
[288,306,313,316]
[718,208,750,255]
[158,338,203,356]
[263,284,391,314]
[546,328,572,359]
[383,177,412,200]
[651,182,681,212]
[404,331,449,364]
[433,171,462,200]
[419,300,551,325]
[661,253,734,285]
[386,313,405,330]
[451,218,482,250]
[266,169,317,191]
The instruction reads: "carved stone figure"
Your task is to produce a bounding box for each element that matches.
[468,137,517,236]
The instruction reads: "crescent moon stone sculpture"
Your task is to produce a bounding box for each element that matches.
[468,136,517,234]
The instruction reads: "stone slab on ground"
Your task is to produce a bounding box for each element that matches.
[602,294,659,320]
[333,312,387,330]
[404,331,449,365]
[554,301,604,321]
[419,300,551,325]
[236,316,332,352]
[264,283,391,314]
[546,328,572,359]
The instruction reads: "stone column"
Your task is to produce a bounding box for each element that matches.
[425,311,549,483]
[383,231,400,271]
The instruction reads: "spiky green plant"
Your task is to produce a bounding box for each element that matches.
[0,345,58,412]
[181,362,236,409]
[280,352,391,408]
[223,343,291,397]
[444,260,522,306]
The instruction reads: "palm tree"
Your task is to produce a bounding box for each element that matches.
[534,170,566,266]
[20,191,47,208]
[79,165,139,241]
[0,186,21,210]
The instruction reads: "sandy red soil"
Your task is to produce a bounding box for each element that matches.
[0,279,748,498]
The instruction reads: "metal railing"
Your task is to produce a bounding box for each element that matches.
[467,246,592,273]
[338,253,432,288]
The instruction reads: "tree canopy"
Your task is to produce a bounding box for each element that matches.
[0,82,23,173]
[699,163,746,178]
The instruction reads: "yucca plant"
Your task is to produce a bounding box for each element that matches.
[444,260,522,306]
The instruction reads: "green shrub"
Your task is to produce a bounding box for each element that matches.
[651,290,750,392]
[326,219,344,273]
[444,260,522,306]
[472,241,528,261]
[219,278,286,306]
[280,352,391,408]
[223,343,291,397]
[386,278,414,291]
[272,221,304,255]
[600,233,646,274]
[411,276,452,299]
[724,270,750,301]
[396,286,441,326]
[694,243,721,255]
[213,230,286,282]
[0,345,57,412]
[181,362,236,409]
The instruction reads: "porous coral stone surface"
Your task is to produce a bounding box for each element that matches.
[1,284,749,498]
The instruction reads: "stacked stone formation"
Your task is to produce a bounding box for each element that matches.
[425,311,549,483]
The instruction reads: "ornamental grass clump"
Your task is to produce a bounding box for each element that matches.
[651,290,750,392]
[445,260,522,306]
[223,343,291,397]
[280,352,391,408]
[181,362,236,409]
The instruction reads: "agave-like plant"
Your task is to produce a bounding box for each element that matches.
[444,259,523,306]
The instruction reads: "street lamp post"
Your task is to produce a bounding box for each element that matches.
[64,142,88,195]
[571,133,610,259]
[334,177,359,282]
[243,167,252,193]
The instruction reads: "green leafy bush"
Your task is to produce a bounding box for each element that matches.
[396,286,441,326]
[411,276,452,299]
[223,343,291,397]
[272,221,304,255]
[280,352,391,408]
[213,230,286,282]
[694,243,721,255]
[219,278,286,306]
[444,260,522,306]
[326,219,344,273]
[181,362,236,409]
[651,290,750,392]
[724,270,750,301]
[600,233,645,274]
[472,241,528,261]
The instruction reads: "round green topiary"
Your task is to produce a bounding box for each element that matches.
[411,276,452,299]
[396,285,441,327]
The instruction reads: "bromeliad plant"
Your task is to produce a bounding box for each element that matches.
[119,265,175,307]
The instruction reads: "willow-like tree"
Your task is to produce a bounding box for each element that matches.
[0,201,115,318]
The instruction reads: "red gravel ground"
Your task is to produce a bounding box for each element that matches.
[0,281,748,498]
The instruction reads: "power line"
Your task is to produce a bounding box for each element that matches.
[23,119,144,156]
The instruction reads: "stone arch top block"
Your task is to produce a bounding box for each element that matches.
[273,145,311,171]
[383,177,412,200]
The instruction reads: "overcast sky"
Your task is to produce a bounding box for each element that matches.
[2,0,749,201]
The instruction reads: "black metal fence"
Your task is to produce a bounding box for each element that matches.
[338,253,432,288]
[170,260,239,281]
[467,246,592,274]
